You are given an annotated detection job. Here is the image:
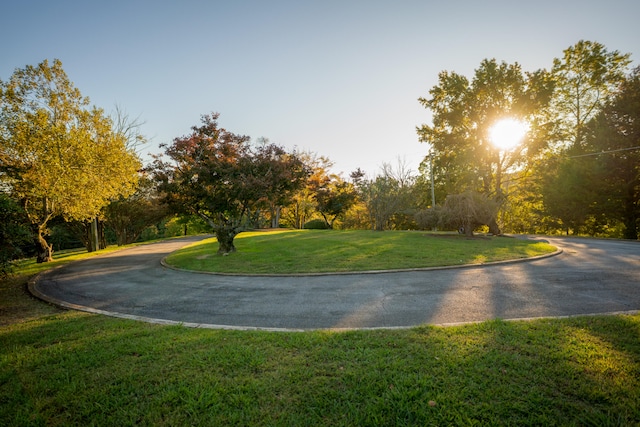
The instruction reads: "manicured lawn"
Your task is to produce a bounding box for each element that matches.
[1,235,638,425]
[164,229,557,274]
[1,308,639,425]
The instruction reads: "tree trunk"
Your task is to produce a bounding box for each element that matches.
[270,205,281,228]
[34,225,53,263]
[90,218,99,252]
[488,216,501,236]
[464,221,474,237]
[214,226,237,255]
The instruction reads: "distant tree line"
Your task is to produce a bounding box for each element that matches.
[416,40,639,239]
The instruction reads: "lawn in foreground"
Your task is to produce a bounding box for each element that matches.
[1,310,638,426]
[165,229,557,274]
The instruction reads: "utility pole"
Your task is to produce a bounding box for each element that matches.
[430,151,437,232]
[430,151,436,208]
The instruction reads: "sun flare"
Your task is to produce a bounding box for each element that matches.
[489,118,528,150]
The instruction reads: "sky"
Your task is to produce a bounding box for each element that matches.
[1,0,639,177]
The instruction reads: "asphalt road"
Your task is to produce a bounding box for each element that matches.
[31,235,640,331]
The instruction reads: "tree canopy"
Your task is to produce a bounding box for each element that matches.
[417,40,637,239]
[152,113,309,254]
[417,58,553,234]
[0,59,141,261]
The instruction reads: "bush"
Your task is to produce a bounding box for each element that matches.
[303,219,329,229]
[0,195,32,276]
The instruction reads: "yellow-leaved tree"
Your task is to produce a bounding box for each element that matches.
[0,59,140,262]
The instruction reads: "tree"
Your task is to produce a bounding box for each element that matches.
[417,58,554,235]
[152,113,308,254]
[537,42,633,236]
[586,66,640,239]
[104,176,170,245]
[540,156,600,235]
[250,138,309,228]
[0,59,140,262]
[311,173,357,229]
[352,160,417,231]
[442,191,500,237]
[285,153,333,229]
[0,194,31,276]
[550,40,631,150]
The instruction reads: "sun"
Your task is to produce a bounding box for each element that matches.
[489,118,528,151]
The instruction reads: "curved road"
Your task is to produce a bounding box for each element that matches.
[31,236,639,331]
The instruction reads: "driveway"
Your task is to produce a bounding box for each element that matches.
[30,235,640,331]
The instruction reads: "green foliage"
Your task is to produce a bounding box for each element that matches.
[0,59,141,261]
[415,192,500,236]
[538,65,640,238]
[587,66,640,239]
[417,41,638,239]
[417,59,552,197]
[0,194,31,276]
[303,218,330,229]
[152,113,309,254]
[352,162,419,231]
[104,177,170,246]
[311,175,357,229]
[551,40,631,147]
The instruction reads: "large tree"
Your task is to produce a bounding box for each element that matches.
[417,58,553,234]
[537,41,632,235]
[152,113,308,254]
[587,67,640,239]
[550,40,631,150]
[0,59,140,262]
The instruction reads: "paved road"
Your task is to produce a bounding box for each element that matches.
[31,236,639,331]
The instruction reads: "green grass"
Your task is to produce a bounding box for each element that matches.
[1,309,639,425]
[1,235,638,425]
[165,229,557,274]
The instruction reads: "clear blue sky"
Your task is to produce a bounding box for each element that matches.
[2,1,638,176]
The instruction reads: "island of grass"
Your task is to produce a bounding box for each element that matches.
[164,229,557,274]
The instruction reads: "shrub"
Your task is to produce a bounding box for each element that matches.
[303,219,329,229]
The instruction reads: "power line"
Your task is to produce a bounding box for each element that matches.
[568,146,640,158]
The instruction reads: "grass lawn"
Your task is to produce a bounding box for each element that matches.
[165,229,557,274]
[1,235,638,425]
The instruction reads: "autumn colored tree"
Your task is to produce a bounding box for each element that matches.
[152,113,308,254]
[311,174,357,229]
[0,59,140,262]
[282,152,334,229]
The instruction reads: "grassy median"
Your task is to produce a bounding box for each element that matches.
[1,234,638,425]
[164,229,557,274]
